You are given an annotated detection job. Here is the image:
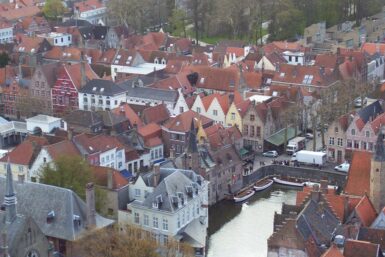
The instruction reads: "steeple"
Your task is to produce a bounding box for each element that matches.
[4,160,17,224]
[375,128,385,162]
[186,119,198,154]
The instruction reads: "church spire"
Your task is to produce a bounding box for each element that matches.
[186,119,198,154]
[375,128,385,162]
[4,159,16,224]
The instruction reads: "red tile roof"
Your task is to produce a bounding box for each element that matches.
[371,112,385,134]
[92,165,128,189]
[142,104,170,125]
[112,103,143,127]
[144,136,162,148]
[44,140,80,160]
[163,110,212,133]
[343,239,381,257]
[74,0,104,13]
[137,122,162,139]
[0,5,40,20]
[0,136,49,165]
[344,151,371,196]
[226,47,244,57]
[61,62,99,89]
[73,134,124,154]
[321,244,344,257]
[361,42,385,55]
[354,195,378,227]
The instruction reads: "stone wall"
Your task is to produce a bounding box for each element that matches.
[243,164,347,187]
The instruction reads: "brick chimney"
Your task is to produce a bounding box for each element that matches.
[311,184,320,202]
[67,127,74,141]
[153,164,161,187]
[107,169,113,189]
[85,183,96,228]
[320,180,328,194]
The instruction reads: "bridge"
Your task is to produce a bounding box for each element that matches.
[243,164,347,188]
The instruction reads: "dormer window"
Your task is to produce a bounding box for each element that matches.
[47,210,55,223]
[73,215,81,227]
[177,192,185,205]
[152,195,163,209]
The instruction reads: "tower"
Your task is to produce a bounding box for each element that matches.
[370,129,385,212]
[184,119,200,172]
[4,161,17,224]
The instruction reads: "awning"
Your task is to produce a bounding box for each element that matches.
[120,169,133,179]
[265,127,299,146]
[239,148,249,157]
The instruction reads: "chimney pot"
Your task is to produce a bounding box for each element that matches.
[85,182,96,228]
[153,164,161,187]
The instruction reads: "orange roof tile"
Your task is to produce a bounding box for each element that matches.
[355,195,378,227]
[44,140,80,160]
[361,42,385,55]
[163,110,212,133]
[343,239,381,257]
[62,62,99,89]
[144,136,162,147]
[137,123,162,139]
[321,244,344,257]
[91,165,128,189]
[344,151,371,196]
[112,103,143,127]
[142,104,170,125]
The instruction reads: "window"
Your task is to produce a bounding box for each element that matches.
[335,127,339,133]
[153,217,159,228]
[213,109,218,116]
[162,218,168,231]
[250,114,255,121]
[179,106,184,113]
[243,125,248,135]
[231,112,235,120]
[362,141,367,150]
[18,166,23,172]
[163,235,168,245]
[351,129,356,136]
[135,189,141,197]
[256,127,261,138]
[196,107,201,113]
[43,157,47,163]
[337,138,343,147]
[369,142,374,151]
[144,214,149,226]
[134,212,140,224]
[250,126,255,137]
[329,137,335,145]
[354,140,359,149]
[347,140,352,148]
[366,131,370,138]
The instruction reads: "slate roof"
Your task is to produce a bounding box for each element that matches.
[296,200,340,246]
[79,79,126,96]
[132,168,205,213]
[0,178,114,241]
[121,83,177,103]
[64,110,103,128]
[357,100,383,124]
[357,227,385,252]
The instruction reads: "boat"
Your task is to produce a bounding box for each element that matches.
[253,178,274,192]
[273,177,305,187]
[233,189,255,203]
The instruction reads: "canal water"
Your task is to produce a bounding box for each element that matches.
[207,186,298,257]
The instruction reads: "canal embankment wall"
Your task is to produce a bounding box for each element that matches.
[243,165,347,188]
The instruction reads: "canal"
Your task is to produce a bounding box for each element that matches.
[207,186,299,257]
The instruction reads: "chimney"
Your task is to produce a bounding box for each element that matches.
[153,164,160,187]
[310,184,320,202]
[85,183,96,228]
[107,169,113,189]
[1,233,8,257]
[67,127,73,141]
[17,174,24,184]
[80,51,87,87]
[169,146,175,159]
[343,196,349,222]
[320,180,328,194]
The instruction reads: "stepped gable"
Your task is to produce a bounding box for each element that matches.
[268,218,306,251]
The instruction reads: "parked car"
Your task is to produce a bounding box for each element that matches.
[305,133,314,139]
[334,162,350,172]
[262,150,278,158]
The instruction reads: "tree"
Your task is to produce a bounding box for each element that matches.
[169,8,187,37]
[0,52,9,68]
[75,225,195,257]
[39,155,105,211]
[43,0,65,20]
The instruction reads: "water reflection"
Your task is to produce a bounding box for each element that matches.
[207,186,298,257]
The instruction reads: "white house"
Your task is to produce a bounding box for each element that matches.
[282,50,305,65]
[79,79,127,111]
[172,89,189,116]
[192,93,229,125]
[26,114,62,134]
[0,21,13,43]
[118,165,209,256]
[74,0,107,25]
[367,53,385,82]
[38,32,72,47]
[191,94,206,116]
[111,49,166,81]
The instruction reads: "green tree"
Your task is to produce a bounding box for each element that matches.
[39,155,105,211]
[169,8,187,37]
[0,52,9,68]
[43,0,65,20]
